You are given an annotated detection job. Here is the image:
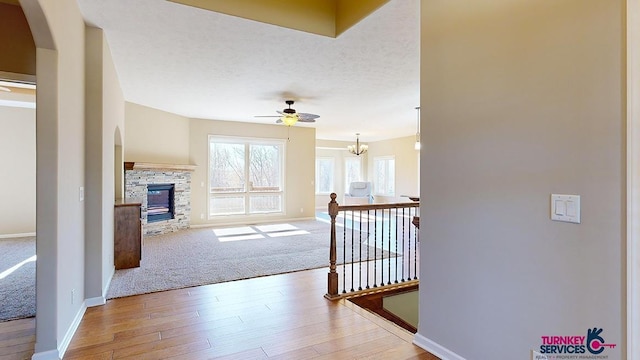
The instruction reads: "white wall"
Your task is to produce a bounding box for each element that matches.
[417,1,624,359]
[0,106,35,235]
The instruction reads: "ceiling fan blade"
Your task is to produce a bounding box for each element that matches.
[256,101,320,125]
[298,113,320,121]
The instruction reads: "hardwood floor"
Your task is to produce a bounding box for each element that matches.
[0,267,437,359]
[0,317,34,360]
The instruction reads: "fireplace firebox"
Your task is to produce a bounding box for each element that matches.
[147,184,175,222]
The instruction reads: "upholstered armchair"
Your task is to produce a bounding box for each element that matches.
[344,181,373,204]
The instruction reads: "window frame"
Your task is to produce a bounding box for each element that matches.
[315,156,335,195]
[373,155,395,196]
[344,156,363,191]
[208,135,286,217]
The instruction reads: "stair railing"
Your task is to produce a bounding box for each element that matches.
[325,193,419,300]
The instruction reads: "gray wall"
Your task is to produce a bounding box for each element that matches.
[417,0,624,359]
[24,0,88,353]
[22,0,124,355]
[85,26,125,304]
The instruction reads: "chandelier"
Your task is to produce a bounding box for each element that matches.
[347,133,368,156]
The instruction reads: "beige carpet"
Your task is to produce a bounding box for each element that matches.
[0,236,36,322]
[107,219,395,299]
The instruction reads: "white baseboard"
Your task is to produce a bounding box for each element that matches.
[31,349,60,360]
[86,265,115,307]
[84,265,114,308]
[103,265,114,297]
[414,333,466,360]
[57,302,87,358]
[85,296,105,307]
[0,232,36,239]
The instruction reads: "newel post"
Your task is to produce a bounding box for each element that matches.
[325,193,340,299]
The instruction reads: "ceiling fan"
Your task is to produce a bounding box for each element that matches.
[255,100,320,126]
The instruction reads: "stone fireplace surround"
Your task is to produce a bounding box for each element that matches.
[124,162,196,236]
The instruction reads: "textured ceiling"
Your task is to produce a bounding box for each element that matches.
[77,0,420,141]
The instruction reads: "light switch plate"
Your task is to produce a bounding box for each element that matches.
[551,194,580,224]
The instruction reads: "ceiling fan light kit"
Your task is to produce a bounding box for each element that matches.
[281,113,299,126]
[347,133,368,156]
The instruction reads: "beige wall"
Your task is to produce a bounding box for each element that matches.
[315,136,418,206]
[417,1,624,359]
[315,139,368,207]
[0,106,35,235]
[124,105,316,225]
[100,33,125,296]
[189,118,316,226]
[366,135,418,202]
[0,3,35,76]
[124,102,190,164]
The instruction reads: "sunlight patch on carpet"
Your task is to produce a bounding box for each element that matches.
[218,234,265,242]
[255,223,298,232]
[0,255,36,280]
[216,223,310,241]
[266,230,310,238]
[213,226,256,237]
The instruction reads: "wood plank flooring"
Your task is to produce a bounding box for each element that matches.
[0,318,35,360]
[0,267,437,359]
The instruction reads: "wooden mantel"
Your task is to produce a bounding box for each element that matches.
[124,162,197,172]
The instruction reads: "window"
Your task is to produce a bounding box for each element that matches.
[209,136,284,217]
[315,157,335,194]
[373,156,395,196]
[344,156,362,190]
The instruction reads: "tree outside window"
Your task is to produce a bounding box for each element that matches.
[316,157,334,194]
[344,156,362,190]
[373,156,395,196]
[209,136,284,217]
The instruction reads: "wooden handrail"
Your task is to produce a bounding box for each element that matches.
[338,202,419,212]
